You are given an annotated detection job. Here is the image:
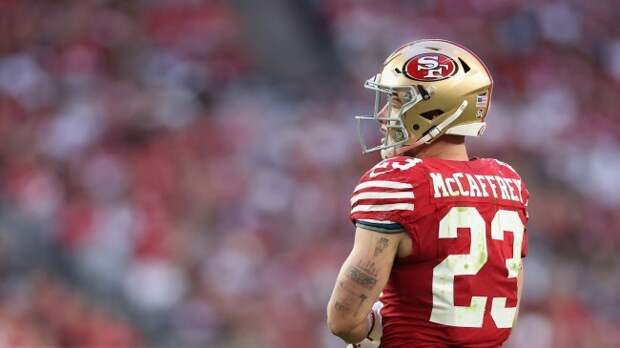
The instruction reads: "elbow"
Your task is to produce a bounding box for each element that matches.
[327,311,358,341]
[327,317,352,338]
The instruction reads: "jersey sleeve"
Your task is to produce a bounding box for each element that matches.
[350,157,423,234]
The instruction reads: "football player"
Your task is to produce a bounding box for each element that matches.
[327,39,529,348]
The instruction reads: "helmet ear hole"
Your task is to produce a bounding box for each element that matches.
[420,109,444,121]
[413,124,420,130]
[458,57,471,73]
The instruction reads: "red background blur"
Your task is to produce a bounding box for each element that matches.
[0,1,619,347]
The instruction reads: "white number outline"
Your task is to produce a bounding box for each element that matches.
[430,207,524,328]
[369,158,422,178]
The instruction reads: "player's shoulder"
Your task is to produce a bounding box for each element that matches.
[483,158,524,180]
[485,157,530,202]
[357,156,427,184]
[351,156,424,227]
[479,157,529,203]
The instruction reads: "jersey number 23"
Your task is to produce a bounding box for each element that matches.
[430,207,524,329]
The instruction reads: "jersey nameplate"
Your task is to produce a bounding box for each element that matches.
[430,172,523,203]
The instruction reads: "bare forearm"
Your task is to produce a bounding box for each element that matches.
[327,263,378,343]
[327,261,380,326]
[327,230,399,343]
[327,275,375,342]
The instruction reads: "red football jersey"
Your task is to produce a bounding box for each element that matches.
[350,156,529,348]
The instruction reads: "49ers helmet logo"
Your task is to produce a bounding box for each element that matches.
[404,53,458,81]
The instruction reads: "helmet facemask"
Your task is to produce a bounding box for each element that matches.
[356,73,470,159]
[355,74,426,158]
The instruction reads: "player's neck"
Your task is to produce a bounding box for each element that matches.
[410,135,470,161]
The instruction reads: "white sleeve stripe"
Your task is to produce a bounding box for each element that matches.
[354,180,413,192]
[351,203,414,213]
[350,191,415,205]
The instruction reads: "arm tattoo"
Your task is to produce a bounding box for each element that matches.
[339,281,369,302]
[334,301,350,312]
[338,281,357,295]
[357,260,378,276]
[337,281,370,314]
[374,237,389,256]
[346,265,377,290]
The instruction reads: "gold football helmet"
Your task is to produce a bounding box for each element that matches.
[356,39,493,159]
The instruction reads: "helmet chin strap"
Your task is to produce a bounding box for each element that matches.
[380,147,396,159]
[383,100,469,159]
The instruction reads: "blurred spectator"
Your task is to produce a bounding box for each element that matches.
[0,0,619,347]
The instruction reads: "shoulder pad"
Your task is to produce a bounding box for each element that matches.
[350,157,424,226]
[493,159,520,177]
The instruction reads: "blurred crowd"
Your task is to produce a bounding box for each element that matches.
[0,0,619,347]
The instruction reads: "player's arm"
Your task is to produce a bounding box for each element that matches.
[327,227,403,343]
[515,196,528,327]
[514,265,525,326]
